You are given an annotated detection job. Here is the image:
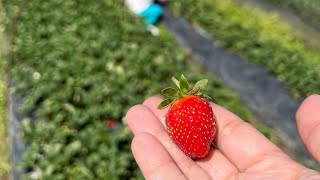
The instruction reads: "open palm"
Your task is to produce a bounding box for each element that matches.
[126,95,320,179]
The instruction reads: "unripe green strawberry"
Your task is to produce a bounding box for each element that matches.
[158,75,216,159]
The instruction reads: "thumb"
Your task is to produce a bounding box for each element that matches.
[296,95,320,162]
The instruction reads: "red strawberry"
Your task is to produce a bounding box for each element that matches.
[158,75,216,159]
[106,119,116,128]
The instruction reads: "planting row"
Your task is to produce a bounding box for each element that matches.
[171,0,320,98]
[267,0,320,30]
[0,1,10,177]
[0,70,9,178]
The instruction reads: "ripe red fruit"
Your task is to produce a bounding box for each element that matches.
[106,119,116,128]
[158,75,216,159]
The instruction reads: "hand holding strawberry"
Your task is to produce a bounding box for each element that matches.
[127,84,320,179]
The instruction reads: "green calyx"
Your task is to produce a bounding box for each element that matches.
[157,74,211,109]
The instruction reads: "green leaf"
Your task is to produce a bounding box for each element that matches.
[187,87,200,95]
[171,76,180,89]
[157,99,174,109]
[179,74,189,94]
[161,87,179,98]
[193,79,208,91]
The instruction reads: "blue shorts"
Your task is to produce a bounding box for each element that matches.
[139,4,163,25]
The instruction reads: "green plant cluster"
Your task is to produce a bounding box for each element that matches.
[4,0,256,179]
[267,0,320,30]
[171,0,320,97]
[0,70,10,178]
[0,1,10,177]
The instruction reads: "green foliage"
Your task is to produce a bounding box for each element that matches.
[0,69,10,178]
[267,0,320,30]
[171,0,320,97]
[4,0,255,179]
[0,1,10,177]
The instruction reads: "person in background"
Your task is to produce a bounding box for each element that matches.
[125,0,165,36]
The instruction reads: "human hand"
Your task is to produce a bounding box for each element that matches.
[126,95,320,179]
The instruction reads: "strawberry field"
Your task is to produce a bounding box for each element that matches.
[4,0,320,178]
[171,0,320,98]
[1,0,275,179]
